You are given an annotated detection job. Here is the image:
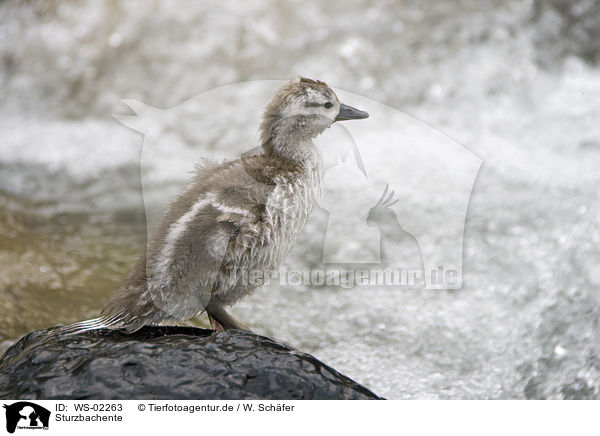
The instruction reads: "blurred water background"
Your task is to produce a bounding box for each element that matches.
[1,0,599,399]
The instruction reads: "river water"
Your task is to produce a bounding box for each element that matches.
[1,0,599,399]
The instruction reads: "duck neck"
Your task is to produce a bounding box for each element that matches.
[262,133,321,170]
[261,116,323,167]
[268,137,317,163]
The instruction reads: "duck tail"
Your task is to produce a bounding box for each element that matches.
[58,314,124,336]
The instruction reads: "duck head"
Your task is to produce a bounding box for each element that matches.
[260,77,368,158]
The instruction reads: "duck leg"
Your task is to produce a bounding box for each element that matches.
[206,303,251,332]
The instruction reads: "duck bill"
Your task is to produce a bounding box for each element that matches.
[335,103,369,121]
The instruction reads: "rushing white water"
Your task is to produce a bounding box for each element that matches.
[1,0,599,398]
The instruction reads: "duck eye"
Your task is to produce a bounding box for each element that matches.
[324,102,333,109]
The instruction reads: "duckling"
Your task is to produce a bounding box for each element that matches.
[67,77,368,333]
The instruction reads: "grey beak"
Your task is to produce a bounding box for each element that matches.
[336,103,369,121]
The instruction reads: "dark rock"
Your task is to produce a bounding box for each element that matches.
[0,326,381,400]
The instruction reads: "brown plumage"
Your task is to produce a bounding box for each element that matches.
[64,77,368,334]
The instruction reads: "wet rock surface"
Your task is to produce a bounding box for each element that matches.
[0,326,381,400]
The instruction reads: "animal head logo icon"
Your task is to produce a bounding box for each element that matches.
[3,402,50,434]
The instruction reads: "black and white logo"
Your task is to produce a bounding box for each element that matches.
[3,402,50,434]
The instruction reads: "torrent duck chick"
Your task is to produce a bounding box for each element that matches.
[68,77,368,333]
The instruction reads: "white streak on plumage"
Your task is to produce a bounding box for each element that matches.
[153,192,216,286]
